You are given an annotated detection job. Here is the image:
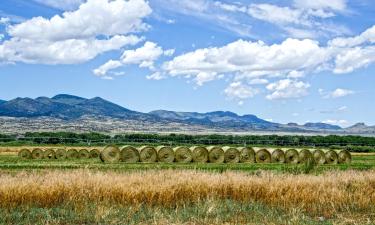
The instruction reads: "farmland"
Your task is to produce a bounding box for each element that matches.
[0,145,375,224]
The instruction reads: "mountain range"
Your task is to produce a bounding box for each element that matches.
[0,94,373,134]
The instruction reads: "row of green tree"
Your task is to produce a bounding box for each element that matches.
[0,132,374,152]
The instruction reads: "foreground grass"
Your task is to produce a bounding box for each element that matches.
[2,200,370,225]
[0,170,374,224]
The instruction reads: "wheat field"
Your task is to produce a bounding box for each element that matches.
[0,169,374,216]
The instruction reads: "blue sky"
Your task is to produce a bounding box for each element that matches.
[0,0,374,127]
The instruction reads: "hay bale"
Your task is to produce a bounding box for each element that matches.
[237,147,255,163]
[120,145,140,163]
[43,149,56,159]
[174,146,193,163]
[207,146,225,163]
[255,149,271,163]
[312,149,326,164]
[298,149,313,163]
[55,149,67,160]
[270,149,285,163]
[100,145,120,163]
[222,146,240,163]
[89,149,100,158]
[78,149,90,159]
[337,149,352,164]
[66,149,79,159]
[285,149,299,164]
[138,146,157,163]
[31,148,44,159]
[18,149,32,159]
[324,150,338,164]
[156,146,175,163]
[190,146,208,163]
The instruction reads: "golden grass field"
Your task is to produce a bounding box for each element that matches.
[1,170,374,215]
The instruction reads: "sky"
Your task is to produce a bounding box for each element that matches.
[0,0,374,127]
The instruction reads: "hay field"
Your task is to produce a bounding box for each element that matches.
[0,169,374,224]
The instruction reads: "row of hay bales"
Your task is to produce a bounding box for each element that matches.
[18,148,100,160]
[100,146,352,164]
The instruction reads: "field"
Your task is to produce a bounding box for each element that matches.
[0,146,375,224]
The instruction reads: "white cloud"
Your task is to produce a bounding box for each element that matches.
[248,4,306,26]
[94,41,174,78]
[9,0,151,41]
[224,82,259,99]
[0,0,151,65]
[249,78,268,85]
[320,105,348,114]
[0,35,141,64]
[146,72,165,80]
[324,88,355,98]
[33,0,85,11]
[293,0,347,12]
[330,25,375,47]
[93,60,122,76]
[322,119,349,127]
[266,79,310,100]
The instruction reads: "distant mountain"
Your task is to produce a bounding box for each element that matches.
[149,110,277,129]
[0,94,363,134]
[0,99,6,105]
[0,95,150,120]
[345,123,375,134]
[303,122,342,130]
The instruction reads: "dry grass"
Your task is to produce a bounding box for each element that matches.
[0,170,374,217]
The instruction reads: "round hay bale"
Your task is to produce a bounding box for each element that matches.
[270,149,285,163]
[100,145,120,163]
[43,149,56,159]
[31,148,44,160]
[312,149,326,164]
[138,146,157,163]
[207,146,225,163]
[18,149,32,159]
[337,149,352,164]
[298,149,313,163]
[120,145,139,163]
[66,149,78,159]
[237,147,255,163]
[174,146,192,163]
[255,149,271,163]
[156,146,175,163]
[78,149,90,159]
[285,149,299,164]
[89,149,100,158]
[55,149,67,160]
[324,150,338,164]
[222,146,240,163]
[190,146,208,163]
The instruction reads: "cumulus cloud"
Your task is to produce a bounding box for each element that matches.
[0,0,151,65]
[33,0,85,11]
[93,41,175,78]
[293,0,347,12]
[266,79,310,100]
[9,0,151,41]
[224,82,259,99]
[160,24,375,101]
[323,88,355,98]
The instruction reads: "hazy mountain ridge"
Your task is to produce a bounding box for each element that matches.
[0,94,372,134]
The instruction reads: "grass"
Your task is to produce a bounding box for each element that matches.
[0,170,374,224]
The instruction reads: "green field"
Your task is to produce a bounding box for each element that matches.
[0,153,374,172]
